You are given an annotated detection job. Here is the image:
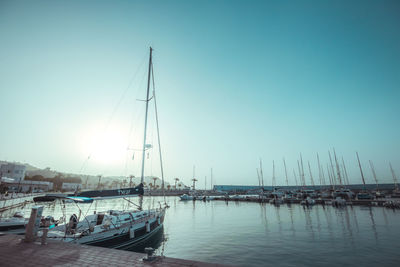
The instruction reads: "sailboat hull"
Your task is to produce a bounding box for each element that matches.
[73,184,144,198]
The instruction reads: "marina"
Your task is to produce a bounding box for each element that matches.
[1,196,399,266]
[1,1,400,266]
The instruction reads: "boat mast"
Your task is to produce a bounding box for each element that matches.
[308,161,315,187]
[256,168,261,187]
[293,169,298,187]
[326,164,333,190]
[283,158,289,187]
[317,153,323,186]
[300,154,306,188]
[356,152,366,191]
[272,160,276,187]
[369,160,379,191]
[389,162,398,191]
[259,159,265,189]
[297,160,303,188]
[140,47,153,185]
[333,148,343,187]
[328,151,336,190]
[342,157,350,186]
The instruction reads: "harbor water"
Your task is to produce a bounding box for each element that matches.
[1,196,399,266]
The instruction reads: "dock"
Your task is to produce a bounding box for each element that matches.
[0,234,230,267]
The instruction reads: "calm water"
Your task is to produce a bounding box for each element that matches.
[1,197,399,266]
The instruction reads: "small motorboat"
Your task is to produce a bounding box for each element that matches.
[179,194,196,201]
[0,212,27,234]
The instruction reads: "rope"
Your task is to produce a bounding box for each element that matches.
[78,53,147,175]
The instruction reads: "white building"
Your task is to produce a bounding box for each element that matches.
[0,163,26,182]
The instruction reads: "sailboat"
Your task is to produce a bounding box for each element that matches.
[355,152,373,200]
[390,163,400,198]
[44,47,167,249]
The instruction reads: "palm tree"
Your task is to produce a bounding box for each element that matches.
[178,183,182,190]
[174,178,179,189]
[152,177,158,188]
[167,185,171,190]
[149,183,153,189]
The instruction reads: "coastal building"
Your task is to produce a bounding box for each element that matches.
[0,163,26,182]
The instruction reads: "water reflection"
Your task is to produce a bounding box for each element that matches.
[303,206,315,240]
[2,197,400,267]
[288,204,296,237]
[259,203,269,233]
[368,207,378,244]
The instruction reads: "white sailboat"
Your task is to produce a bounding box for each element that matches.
[44,47,167,249]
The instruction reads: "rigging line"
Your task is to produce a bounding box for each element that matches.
[79,53,147,174]
[151,60,166,196]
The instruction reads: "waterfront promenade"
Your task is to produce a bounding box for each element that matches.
[0,234,230,267]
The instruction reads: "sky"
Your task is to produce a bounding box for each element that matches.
[1,0,399,188]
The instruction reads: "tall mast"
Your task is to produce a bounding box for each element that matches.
[300,154,306,187]
[389,162,398,191]
[308,161,315,186]
[272,160,276,187]
[327,164,333,189]
[342,157,350,185]
[297,160,303,187]
[259,159,265,189]
[293,169,298,187]
[356,152,366,190]
[333,148,343,186]
[317,153,323,186]
[256,168,261,187]
[328,151,336,189]
[321,164,326,187]
[283,158,289,186]
[140,47,153,184]
[369,160,379,191]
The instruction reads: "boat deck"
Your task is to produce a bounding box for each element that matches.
[0,234,230,267]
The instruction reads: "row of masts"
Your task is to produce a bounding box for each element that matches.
[256,150,399,191]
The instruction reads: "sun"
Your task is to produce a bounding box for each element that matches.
[91,130,127,164]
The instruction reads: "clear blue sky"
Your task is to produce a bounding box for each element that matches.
[1,0,399,187]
